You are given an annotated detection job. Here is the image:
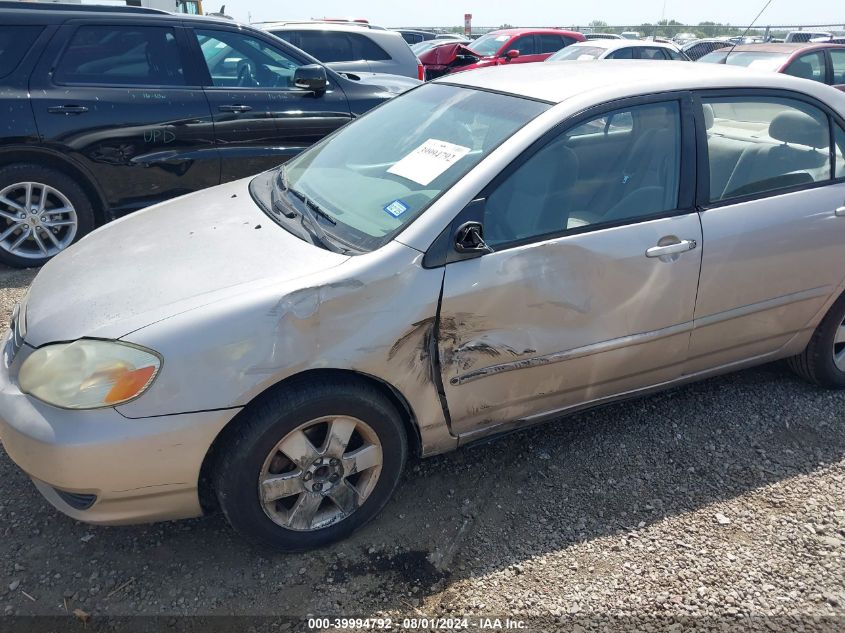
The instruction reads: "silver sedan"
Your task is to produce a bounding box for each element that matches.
[2,61,845,550]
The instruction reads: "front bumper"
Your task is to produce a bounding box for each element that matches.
[0,340,241,525]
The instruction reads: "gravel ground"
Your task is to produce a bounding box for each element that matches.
[1,265,844,632]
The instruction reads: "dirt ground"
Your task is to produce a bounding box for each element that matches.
[1,265,844,632]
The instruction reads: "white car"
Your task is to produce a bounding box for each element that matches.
[547,39,689,61]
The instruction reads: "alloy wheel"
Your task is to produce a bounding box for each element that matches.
[0,182,78,259]
[258,415,383,531]
[835,316,845,372]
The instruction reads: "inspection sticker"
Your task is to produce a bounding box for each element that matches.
[383,199,410,218]
[387,139,472,186]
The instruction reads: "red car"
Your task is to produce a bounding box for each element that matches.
[418,28,585,80]
[698,42,845,92]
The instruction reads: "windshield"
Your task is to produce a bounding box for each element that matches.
[548,45,607,61]
[468,33,511,56]
[724,51,790,71]
[251,83,549,252]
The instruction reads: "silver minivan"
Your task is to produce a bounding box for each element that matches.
[1,62,845,550]
[263,21,423,80]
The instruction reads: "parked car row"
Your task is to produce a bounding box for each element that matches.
[0,2,420,267]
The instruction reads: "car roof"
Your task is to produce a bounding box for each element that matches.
[260,21,389,33]
[485,28,583,37]
[567,39,678,51]
[729,42,845,54]
[436,60,844,105]
[0,1,239,27]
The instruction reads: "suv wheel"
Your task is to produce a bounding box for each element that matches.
[213,376,408,551]
[0,164,96,268]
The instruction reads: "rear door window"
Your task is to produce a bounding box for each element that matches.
[293,31,353,62]
[829,49,845,85]
[537,34,565,54]
[702,96,832,201]
[608,47,634,59]
[784,51,825,82]
[349,33,391,61]
[0,25,44,78]
[55,25,185,86]
[638,47,669,60]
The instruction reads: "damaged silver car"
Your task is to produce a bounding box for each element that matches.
[2,61,845,550]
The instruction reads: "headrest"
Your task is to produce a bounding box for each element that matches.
[703,103,714,130]
[769,111,829,148]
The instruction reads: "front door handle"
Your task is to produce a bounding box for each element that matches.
[645,239,697,258]
[835,206,845,217]
[218,104,253,113]
[47,105,88,115]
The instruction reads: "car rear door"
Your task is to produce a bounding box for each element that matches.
[436,95,702,439]
[189,26,353,182]
[29,20,220,215]
[687,91,845,374]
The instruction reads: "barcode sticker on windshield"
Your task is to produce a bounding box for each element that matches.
[387,139,472,186]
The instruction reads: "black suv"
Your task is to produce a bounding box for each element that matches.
[0,2,418,267]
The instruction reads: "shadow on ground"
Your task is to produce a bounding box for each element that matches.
[2,359,843,620]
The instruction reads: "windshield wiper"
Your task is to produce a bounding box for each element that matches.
[288,188,337,226]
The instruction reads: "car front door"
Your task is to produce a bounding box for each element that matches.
[436,96,702,439]
[29,21,219,215]
[688,92,845,374]
[502,35,542,64]
[190,27,352,181]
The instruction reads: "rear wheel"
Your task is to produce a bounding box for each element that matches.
[0,164,96,268]
[788,292,845,388]
[213,376,407,551]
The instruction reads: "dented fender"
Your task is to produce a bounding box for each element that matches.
[116,241,458,456]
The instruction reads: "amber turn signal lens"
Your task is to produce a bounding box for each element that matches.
[104,365,157,404]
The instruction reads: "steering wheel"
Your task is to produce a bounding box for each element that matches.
[236,61,258,87]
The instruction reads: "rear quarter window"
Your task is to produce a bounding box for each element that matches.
[0,25,44,78]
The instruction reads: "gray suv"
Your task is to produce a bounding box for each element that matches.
[262,21,423,80]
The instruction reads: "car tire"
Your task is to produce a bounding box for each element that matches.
[213,375,408,551]
[0,163,96,268]
[787,292,845,388]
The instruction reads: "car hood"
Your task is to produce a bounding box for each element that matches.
[337,71,421,94]
[418,43,482,65]
[22,177,349,347]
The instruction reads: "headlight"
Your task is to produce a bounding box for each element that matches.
[19,340,161,409]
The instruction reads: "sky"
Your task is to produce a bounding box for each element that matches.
[229,0,843,29]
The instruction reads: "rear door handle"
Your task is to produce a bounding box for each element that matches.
[646,239,697,258]
[47,105,88,115]
[835,206,845,217]
[218,104,253,113]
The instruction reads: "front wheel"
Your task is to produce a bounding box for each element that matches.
[213,376,408,551]
[788,292,845,388]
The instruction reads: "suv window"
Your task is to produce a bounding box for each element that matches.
[483,101,682,248]
[537,34,565,54]
[195,29,300,88]
[506,35,536,56]
[349,33,391,61]
[0,25,43,78]
[293,31,352,62]
[55,25,185,86]
[702,97,831,201]
[784,51,825,82]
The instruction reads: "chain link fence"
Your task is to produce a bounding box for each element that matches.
[397,23,845,42]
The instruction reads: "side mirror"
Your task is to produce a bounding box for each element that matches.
[454,221,493,254]
[505,49,520,60]
[294,64,328,93]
